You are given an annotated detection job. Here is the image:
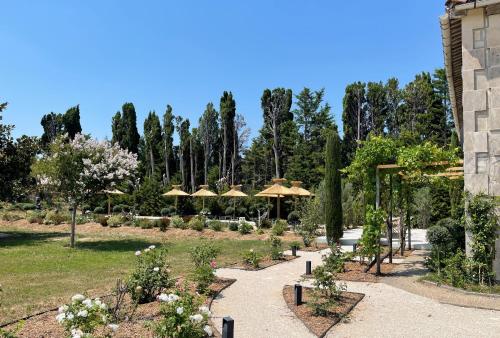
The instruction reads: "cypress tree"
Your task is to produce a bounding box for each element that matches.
[63,105,82,139]
[121,102,140,153]
[325,128,343,244]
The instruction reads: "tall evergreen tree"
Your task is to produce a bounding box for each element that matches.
[63,105,82,139]
[261,88,293,178]
[120,102,140,153]
[220,91,236,181]
[325,128,343,244]
[385,78,402,137]
[199,103,219,185]
[175,117,191,190]
[111,111,123,145]
[366,82,388,135]
[162,105,175,184]
[143,111,162,176]
[40,112,64,146]
[341,82,367,165]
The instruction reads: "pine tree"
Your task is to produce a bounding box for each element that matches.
[199,103,219,184]
[143,111,162,176]
[325,128,343,244]
[341,82,367,165]
[385,78,402,137]
[220,91,236,181]
[366,82,388,135]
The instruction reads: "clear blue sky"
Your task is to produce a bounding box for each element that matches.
[1,0,445,141]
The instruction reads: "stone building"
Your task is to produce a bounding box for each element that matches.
[440,0,500,280]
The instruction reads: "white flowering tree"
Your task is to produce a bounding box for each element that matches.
[32,133,138,247]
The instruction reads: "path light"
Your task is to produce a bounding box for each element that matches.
[291,245,297,257]
[353,243,357,252]
[222,317,234,338]
[294,284,302,306]
[306,261,312,275]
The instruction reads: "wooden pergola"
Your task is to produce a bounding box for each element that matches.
[373,160,464,274]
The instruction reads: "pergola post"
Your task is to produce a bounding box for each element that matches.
[388,174,393,264]
[375,167,381,276]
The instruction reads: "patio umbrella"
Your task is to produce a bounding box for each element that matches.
[289,181,312,210]
[191,185,218,210]
[257,178,294,219]
[221,185,248,218]
[163,185,190,213]
[102,189,125,215]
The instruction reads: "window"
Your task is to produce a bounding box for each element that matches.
[477,153,489,174]
[475,111,488,131]
[474,28,486,49]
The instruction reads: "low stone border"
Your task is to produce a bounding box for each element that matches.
[420,280,500,299]
[225,255,299,271]
[207,277,237,338]
[283,285,364,337]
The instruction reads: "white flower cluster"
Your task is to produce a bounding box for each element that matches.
[56,294,117,338]
[158,293,180,303]
[135,245,156,257]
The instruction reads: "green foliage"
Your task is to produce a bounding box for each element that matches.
[287,211,300,225]
[190,242,219,294]
[189,216,205,232]
[238,221,253,235]
[96,215,108,227]
[228,222,239,231]
[307,265,346,317]
[133,176,165,216]
[323,245,347,273]
[26,210,43,224]
[272,220,287,236]
[150,289,211,338]
[113,103,140,154]
[325,129,343,243]
[224,206,235,216]
[170,216,186,229]
[359,206,385,261]
[127,246,173,303]
[242,249,261,268]
[44,210,70,225]
[297,192,322,246]
[426,225,453,276]
[397,142,457,179]
[107,215,125,227]
[93,206,105,214]
[208,220,223,231]
[413,187,432,228]
[159,218,169,232]
[466,193,499,284]
[342,182,364,228]
[268,235,283,260]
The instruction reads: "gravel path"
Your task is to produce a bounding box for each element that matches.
[212,249,500,338]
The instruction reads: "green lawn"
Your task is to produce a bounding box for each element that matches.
[0,227,270,324]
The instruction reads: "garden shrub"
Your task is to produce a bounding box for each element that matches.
[260,219,272,229]
[287,211,300,225]
[93,206,105,214]
[238,221,253,235]
[56,294,117,337]
[426,225,453,276]
[127,246,173,303]
[242,249,260,268]
[436,217,465,250]
[228,222,239,231]
[44,210,70,225]
[289,241,301,250]
[236,206,247,216]
[160,208,171,217]
[298,197,322,246]
[26,210,43,224]
[170,216,186,229]
[268,235,283,260]
[307,265,346,316]
[75,215,91,225]
[442,250,470,288]
[272,220,288,236]
[1,212,22,222]
[20,203,36,211]
[224,206,235,217]
[150,289,213,337]
[96,216,108,227]
[189,216,206,232]
[107,215,125,227]
[190,242,219,294]
[208,220,223,231]
[323,245,347,273]
[81,204,92,213]
[112,205,123,213]
[159,218,169,232]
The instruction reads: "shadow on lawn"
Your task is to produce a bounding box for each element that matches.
[0,230,69,247]
[76,239,162,252]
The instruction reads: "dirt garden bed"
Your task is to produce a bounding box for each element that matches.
[283,285,364,337]
[2,277,236,338]
[227,255,298,271]
[301,261,396,283]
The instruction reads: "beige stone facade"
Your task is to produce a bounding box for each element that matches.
[441,0,500,280]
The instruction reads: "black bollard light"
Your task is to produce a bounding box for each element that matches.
[294,284,302,305]
[353,243,357,252]
[306,260,312,275]
[222,316,234,338]
[291,246,297,257]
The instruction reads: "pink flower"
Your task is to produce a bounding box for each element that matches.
[210,260,217,269]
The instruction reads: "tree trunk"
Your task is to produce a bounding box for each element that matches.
[204,148,209,185]
[222,124,227,179]
[272,118,280,178]
[180,148,185,190]
[149,148,155,176]
[357,90,361,144]
[190,138,195,193]
[232,128,237,185]
[70,202,77,248]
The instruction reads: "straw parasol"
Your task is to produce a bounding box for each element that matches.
[257,178,294,219]
[191,185,218,210]
[102,189,125,215]
[221,185,248,219]
[163,185,190,213]
[289,181,312,197]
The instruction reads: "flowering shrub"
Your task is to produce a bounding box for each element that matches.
[107,215,125,227]
[149,289,213,337]
[44,210,70,225]
[238,221,253,235]
[190,242,219,294]
[56,294,119,338]
[208,220,223,231]
[307,266,346,316]
[242,249,260,268]
[189,216,205,232]
[271,220,287,236]
[127,245,173,303]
